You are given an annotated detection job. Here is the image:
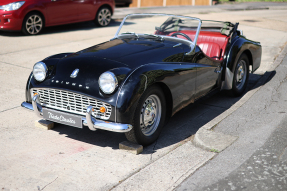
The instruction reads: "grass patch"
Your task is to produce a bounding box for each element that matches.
[210,149,220,153]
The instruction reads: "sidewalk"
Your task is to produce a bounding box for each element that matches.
[177,45,287,191]
[113,2,287,19]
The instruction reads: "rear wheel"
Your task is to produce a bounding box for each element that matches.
[125,85,166,146]
[22,13,43,35]
[231,54,249,96]
[94,7,112,27]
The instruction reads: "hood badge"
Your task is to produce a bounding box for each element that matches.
[70,69,79,78]
[51,77,89,89]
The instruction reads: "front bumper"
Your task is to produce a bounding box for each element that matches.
[0,10,22,31]
[21,94,132,133]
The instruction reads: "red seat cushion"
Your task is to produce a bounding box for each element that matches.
[198,42,221,60]
[165,30,229,60]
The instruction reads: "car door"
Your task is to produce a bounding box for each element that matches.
[194,46,222,99]
[75,0,95,21]
[43,0,78,25]
[183,46,221,100]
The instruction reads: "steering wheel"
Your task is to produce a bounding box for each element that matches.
[171,32,192,42]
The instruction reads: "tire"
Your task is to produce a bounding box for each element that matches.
[231,54,249,96]
[94,7,112,27]
[125,85,166,146]
[22,13,43,35]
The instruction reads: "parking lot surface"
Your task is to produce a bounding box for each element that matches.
[0,6,287,190]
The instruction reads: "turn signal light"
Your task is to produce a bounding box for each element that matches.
[100,107,106,113]
[33,93,38,96]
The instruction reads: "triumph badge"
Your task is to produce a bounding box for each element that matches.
[70,69,79,78]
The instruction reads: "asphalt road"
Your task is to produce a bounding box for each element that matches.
[0,4,287,190]
[200,116,287,191]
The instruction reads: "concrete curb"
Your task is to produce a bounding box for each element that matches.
[193,44,287,152]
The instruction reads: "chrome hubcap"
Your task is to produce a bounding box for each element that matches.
[98,8,111,26]
[140,95,161,136]
[236,60,247,89]
[26,15,42,35]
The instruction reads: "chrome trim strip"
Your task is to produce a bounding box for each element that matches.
[115,65,144,122]
[84,106,132,133]
[32,94,43,117]
[173,43,182,48]
[21,102,34,111]
[86,106,97,131]
[21,102,132,133]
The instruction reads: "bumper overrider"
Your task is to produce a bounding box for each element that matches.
[21,94,132,133]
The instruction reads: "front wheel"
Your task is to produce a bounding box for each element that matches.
[125,85,166,146]
[22,13,43,35]
[231,54,249,96]
[94,7,112,27]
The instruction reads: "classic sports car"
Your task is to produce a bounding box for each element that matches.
[21,14,261,146]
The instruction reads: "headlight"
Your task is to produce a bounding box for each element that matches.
[0,1,25,11]
[99,72,118,94]
[33,62,47,82]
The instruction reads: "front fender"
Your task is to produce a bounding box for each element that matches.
[115,62,197,124]
[24,53,74,102]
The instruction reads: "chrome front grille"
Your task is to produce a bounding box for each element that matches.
[31,88,112,120]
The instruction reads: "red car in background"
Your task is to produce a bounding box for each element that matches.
[0,0,115,35]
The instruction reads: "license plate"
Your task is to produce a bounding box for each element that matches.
[43,108,83,128]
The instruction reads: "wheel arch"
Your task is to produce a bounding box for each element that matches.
[23,10,46,27]
[151,82,173,123]
[242,49,253,72]
[115,65,174,124]
[96,4,113,18]
[222,37,255,90]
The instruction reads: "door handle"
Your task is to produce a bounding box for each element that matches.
[51,0,57,1]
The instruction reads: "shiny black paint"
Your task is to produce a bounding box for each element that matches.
[182,46,222,100]
[115,63,197,123]
[24,34,261,125]
[225,36,261,73]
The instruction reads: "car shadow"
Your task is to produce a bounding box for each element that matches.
[50,71,276,154]
[0,20,134,37]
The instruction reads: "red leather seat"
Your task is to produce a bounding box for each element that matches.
[198,42,221,60]
[166,30,229,60]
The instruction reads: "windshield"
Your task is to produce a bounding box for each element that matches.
[115,14,202,46]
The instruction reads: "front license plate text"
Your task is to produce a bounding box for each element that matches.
[43,108,83,128]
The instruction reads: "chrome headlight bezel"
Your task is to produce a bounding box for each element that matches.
[33,62,47,82]
[99,71,118,94]
[0,1,25,11]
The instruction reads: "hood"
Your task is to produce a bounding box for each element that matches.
[34,56,130,104]
[73,38,185,68]
[31,37,185,103]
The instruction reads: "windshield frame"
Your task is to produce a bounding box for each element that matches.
[114,13,202,55]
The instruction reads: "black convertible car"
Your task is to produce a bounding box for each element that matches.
[21,14,261,146]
